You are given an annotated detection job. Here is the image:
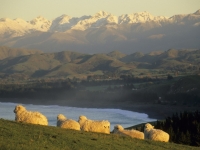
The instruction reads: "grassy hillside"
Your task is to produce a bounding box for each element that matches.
[107,50,126,59]
[0,47,199,79]
[0,119,198,150]
[0,46,42,60]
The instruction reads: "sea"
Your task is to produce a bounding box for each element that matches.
[0,102,156,131]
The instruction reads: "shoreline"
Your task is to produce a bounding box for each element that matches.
[1,98,199,120]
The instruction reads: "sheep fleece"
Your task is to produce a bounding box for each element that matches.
[57,114,80,130]
[14,105,48,125]
[144,123,169,142]
[79,116,110,134]
[113,125,144,139]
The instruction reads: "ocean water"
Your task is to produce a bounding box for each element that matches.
[0,102,156,131]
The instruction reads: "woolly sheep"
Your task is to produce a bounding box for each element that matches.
[13,105,48,125]
[144,123,169,142]
[57,114,80,131]
[78,115,110,134]
[113,124,144,139]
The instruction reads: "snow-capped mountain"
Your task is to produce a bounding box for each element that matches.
[50,11,169,31]
[0,16,51,38]
[0,18,32,37]
[0,10,200,54]
[0,10,169,36]
[118,11,168,24]
[29,16,52,31]
[169,9,200,24]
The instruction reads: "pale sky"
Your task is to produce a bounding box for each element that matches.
[0,0,200,21]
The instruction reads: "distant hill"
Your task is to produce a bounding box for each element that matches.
[168,75,200,95]
[107,50,126,59]
[0,46,42,60]
[0,49,135,78]
[0,47,199,79]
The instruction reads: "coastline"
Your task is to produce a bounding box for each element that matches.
[1,98,199,120]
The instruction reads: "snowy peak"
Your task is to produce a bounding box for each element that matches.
[93,11,111,18]
[119,11,168,24]
[169,9,200,24]
[0,9,200,37]
[194,9,200,15]
[49,15,72,31]
[14,18,28,24]
[30,16,49,25]
[0,17,32,37]
[106,15,118,24]
[53,14,72,24]
[71,11,115,30]
[50,15,91,32]
[0,18,12,22]
[30,16,51,31]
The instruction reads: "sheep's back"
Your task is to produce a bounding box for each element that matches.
[148,129,169,142]
[114,129,144,139]
[60,119,80,130]
[15,110,48,125]
[81,120,110,134]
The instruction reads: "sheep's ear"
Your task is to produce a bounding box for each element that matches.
[19,106,23,111]
[16,106,20,111]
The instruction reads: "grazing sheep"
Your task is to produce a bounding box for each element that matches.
[78,115,110,134]
[57,114,80,131]
[13,105,48,125]
[113,124,144,139]
[144,123,169,142]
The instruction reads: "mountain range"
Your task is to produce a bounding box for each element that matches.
[0,46,199,79]
[0,10,200,54]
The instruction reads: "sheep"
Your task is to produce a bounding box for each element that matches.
[78,115,110,134]
[13,105,48,125]
[57,114,80,131]
[144,123,169,142]
[113,124,144,139]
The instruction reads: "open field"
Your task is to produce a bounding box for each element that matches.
[0,119,199,150]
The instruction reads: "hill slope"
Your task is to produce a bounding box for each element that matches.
[0,119,198,150]
[0,47,199,79]
[0,46,42,60]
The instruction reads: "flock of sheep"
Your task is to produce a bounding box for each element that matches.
[13,105,169,142]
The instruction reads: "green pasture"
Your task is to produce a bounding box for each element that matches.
[0,119,198,150]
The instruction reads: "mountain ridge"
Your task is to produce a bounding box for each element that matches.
[0,10,181,36]
[0,46,199,79]
[0,9,200,54]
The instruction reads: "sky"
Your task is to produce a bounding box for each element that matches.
[0,0,200,21]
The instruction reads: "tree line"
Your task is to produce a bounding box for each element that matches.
[156,111,200,146]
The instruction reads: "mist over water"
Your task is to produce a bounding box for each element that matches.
[0,102,156,130]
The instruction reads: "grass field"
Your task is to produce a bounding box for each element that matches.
[0,119,198,150]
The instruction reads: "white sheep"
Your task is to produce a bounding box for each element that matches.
[78,115,110,134]
[144,123,169,142]
[57,114,80,131]
[113,124,144,139]
[13,105,48,125]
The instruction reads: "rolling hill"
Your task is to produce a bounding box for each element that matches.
[0,47,199,79]
[0,46,42,60]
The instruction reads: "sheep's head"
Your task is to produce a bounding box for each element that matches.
[103,121,110,130]
[79,115,87,121]
[13,105,26,113]
[57,114,67,120]
[144,123,154,130]
[114,124,124,131]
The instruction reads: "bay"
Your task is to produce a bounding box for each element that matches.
[0,102,156,131]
